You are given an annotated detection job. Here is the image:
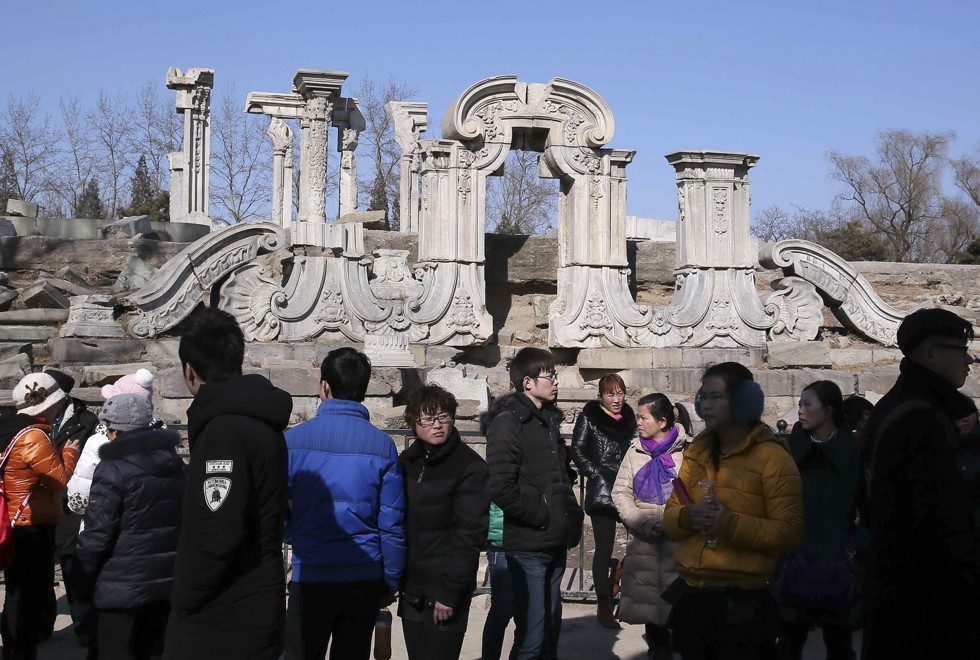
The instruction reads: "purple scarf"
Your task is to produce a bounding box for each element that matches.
[633,426,679,504]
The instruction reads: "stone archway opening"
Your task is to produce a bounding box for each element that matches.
[486,128,559,235]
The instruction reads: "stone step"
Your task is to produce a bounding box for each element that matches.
[0,309,69,325]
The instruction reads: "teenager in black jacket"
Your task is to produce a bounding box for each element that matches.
[398,384,490,660]
[74,393,185,660]
[570,373,636,629]
[487,348,584,659]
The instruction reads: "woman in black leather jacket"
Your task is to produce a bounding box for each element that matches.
[571,374,636,629]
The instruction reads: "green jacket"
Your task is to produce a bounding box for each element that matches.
[487,502,504,548]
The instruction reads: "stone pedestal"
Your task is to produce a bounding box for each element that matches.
[61,295,126,338]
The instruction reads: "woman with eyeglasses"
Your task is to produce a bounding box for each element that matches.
[397,384,490,660]
[571,373,637,629]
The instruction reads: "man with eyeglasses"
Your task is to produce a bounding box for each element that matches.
[283,347,406,660]
[486,347,584,659]
[861,308,980,659]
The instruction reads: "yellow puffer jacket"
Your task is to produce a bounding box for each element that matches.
[3,424,80,526]
[663,423,803,589]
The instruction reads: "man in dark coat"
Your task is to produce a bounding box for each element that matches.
[163,307,292,660]
[487,347,583,660]
[861,308,980,659]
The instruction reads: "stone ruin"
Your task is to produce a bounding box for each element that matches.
[2,66,976,433]
[114,71,909,357]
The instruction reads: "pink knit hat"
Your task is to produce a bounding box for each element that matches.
[101,368,154,400]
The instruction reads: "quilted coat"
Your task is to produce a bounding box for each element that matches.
[571,400,636,514]
[611,430,689,625]
[663,423,803,589]
[0,415,79,526]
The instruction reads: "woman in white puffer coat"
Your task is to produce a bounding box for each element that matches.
[612,393,693,660]
[67,369,155,518]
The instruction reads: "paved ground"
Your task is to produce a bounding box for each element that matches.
[13,584,858,659]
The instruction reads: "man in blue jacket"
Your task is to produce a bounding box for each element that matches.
[284,347,406,660]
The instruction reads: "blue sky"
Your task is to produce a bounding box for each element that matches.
[3,0,978,221]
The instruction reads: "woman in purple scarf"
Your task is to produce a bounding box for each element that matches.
[612,393,692,660]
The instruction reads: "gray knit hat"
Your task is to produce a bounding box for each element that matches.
[98,393,154,432]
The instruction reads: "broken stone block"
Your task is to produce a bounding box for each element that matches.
[336,210,388,230]
[113,256,157,293]
[42,277,94,297]
[0,353,31,388]
[0,342,32,362]
[20,280,70,309]
[0,325,55,342]
[82,362,156,387]
[0,288,18,312]
[54,267,90,288]
[426,367,489,410]
[531,295,555,328]
[766,341,832,368]
[5,199,38,218]
[0,309,69,324]
[0,219,15,237]
[369,404,407,430]
[103,215,151,239]
[60,294,125,338]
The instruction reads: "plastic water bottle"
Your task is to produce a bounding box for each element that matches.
[373,608,392,660]
[697,479,720,549]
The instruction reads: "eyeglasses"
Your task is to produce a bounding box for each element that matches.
[531,372,559,383]
[417,414,453,428]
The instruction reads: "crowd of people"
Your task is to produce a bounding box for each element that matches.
[0,305,977,660]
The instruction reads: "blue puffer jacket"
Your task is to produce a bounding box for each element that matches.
[285,398,406,588]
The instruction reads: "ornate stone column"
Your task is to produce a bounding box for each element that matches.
[266,118,293,228]
[293,70,348,223]
[166,67,214,226]
[387,102,428,232]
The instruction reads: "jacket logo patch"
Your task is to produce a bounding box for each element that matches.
[205,460,233,474]
[204,477,231,512]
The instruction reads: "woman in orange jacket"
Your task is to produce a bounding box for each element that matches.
[1,372,80,658]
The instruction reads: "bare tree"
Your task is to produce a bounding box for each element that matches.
[130,82,182,190]
[486,150,558,234]
[88,91,134,219]
[0,92,59,204]
[828,129,951,262]
[751,205,795,242]
[351,76,418,228]
[951,151,980,209]
[210,85,271,223]
[45,95,97,218]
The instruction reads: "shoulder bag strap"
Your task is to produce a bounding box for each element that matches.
[1,426,41,527]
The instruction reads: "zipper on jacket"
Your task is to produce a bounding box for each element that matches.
[417,462,426,484]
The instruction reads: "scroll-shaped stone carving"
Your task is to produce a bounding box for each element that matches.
[121,222,286,338]
[759,239,906,346]
[764,276,823,342]
[216,262,285,342]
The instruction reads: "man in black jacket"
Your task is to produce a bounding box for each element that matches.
[162,307,292,660]
[861,308,980,659]
[487,348,583,660]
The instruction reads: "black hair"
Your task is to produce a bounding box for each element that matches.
[177,306,244,384]
[702,361,754,393]
[509,347,556,391]
[700,361,762,470]
[896,308,975,356]
[802,380,846,427]
[403,383,458,429]
[320,347,371,402]
[842,395,874,432]
[636,392,693,436]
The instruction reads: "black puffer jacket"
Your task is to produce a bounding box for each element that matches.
[571,400,636,514]
[52,397,99,556]
[73,427,184,609]
[399,429,489,609]
[164,374,291,660]
[487,393,584,552]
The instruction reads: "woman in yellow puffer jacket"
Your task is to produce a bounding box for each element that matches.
[663,362,803,660]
